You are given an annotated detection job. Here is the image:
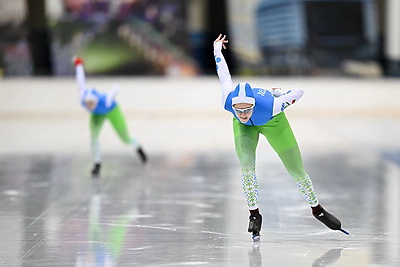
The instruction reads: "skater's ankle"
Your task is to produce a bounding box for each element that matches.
[249,208,260,216]
[311,204,323,215]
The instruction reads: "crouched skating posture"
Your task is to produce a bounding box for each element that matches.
[74,56,147,177]
[213,34,346,241]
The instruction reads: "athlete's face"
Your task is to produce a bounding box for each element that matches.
[85,99,98,111]
[233,103,254,123]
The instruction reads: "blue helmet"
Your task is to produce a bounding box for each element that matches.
[232,83,255,106]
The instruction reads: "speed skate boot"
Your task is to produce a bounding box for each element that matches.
[248,214,262,242]
[136,147,147,164]
[91,163,101,178]
[313,207,341,230]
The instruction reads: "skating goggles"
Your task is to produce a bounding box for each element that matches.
[233,106,254,115]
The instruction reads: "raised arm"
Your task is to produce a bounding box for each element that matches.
[74,56,86,101]
[213,34,234,107]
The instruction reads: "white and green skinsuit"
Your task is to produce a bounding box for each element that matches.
[214,41,319,211]
[75,61,140,165]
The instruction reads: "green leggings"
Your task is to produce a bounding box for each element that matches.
[90,105,137,162]
[233,112,318,209]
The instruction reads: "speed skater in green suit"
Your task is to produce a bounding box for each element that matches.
[73,56,147,177]
[213,34,348,241]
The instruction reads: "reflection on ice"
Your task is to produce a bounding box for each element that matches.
[0,153,398,266]
[248,243,262,267]
[312,248,343,267]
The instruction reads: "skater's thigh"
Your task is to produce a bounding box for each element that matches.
[277,146,307,179]
[259,112,298,155]
[260,113,306,178]
[107,105,131,144]
[90,114,106,138]
[233,118,259,171]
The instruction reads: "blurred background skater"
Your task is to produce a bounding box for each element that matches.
[213,34,346,241]
[73,56,147,177]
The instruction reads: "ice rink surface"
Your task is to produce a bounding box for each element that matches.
[0,77,399,266]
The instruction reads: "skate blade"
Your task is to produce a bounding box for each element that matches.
[339,228,349,235]
[252,234,261,242]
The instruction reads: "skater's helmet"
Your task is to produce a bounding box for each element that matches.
[83,88,99,111]
[232,83,255,106]
[84,88,97,102]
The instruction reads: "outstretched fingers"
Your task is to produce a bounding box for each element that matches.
[214,33,222,42]
[214,34,229,49]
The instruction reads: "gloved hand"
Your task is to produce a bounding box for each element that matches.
[73,56,84,66]
[271,87,284,97]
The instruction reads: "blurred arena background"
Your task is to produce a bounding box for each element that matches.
[1,0,398,159]
[0,0,399,77]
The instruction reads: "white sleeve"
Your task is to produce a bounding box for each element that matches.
[106,84,120,108]
[75,64,87,101]
[272,89,304,116]
[214,43,234,107]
